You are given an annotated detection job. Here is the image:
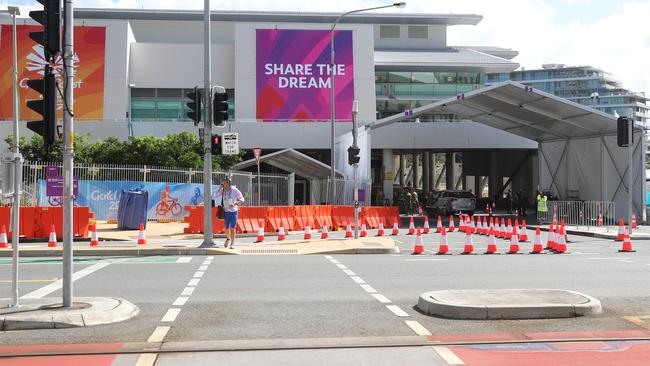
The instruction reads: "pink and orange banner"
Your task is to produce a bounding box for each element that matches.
[0,25,106,121]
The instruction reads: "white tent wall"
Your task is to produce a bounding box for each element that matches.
[539,132,647,222]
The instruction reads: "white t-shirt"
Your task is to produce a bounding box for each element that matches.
[215,186,244,212]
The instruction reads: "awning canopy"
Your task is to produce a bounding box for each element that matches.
[230,148,344,180]
[372,81,631,142]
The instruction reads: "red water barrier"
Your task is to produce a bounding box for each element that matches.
[361,207,381,229]
[266,206,295,232]
[313,205,333,230]
[237,206,268,233]
[380,206,400,228]
[182,206,225,234]
[0,206,94,239]
[332,205,355,230]
[293,206,316,231]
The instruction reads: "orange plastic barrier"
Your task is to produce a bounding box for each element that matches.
[380,207,400,227]
[313,205,333,230]
[293,206,316,231]
[265,206,295,232]
[33,206,95,238]
[361,207,381,229]
[182,206,225,234]
[237,206,268,233]
[331,205,355,229]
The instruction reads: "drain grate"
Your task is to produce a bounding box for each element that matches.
[240,248,299,254]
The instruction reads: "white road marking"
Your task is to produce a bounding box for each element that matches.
[135,353,158,366]
[330,259,340,264]
[360,284,377,293]
[324,255,333,260]
[620,260,634,263]
[386,305,410,317]
[573,252,600,255]
[199,265,208,271]
[350,276,366,284]
[181,287,195,296]
[405,320,432,336]
[146,326,170,343]
[405,258,449,261]
[176,257,192,263]
[193,271,204,278]
[342,269,356,276]
[371,294,392,304]
[432,346,465,365]
[22,263,110,299]
[336,263,347,269]
[188,278,200,286]
[161,308,181,322]
[172,296,189,306]
[588,257,629,260]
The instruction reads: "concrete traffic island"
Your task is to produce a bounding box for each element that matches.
[417,289,602,320]
[0,297,139,331]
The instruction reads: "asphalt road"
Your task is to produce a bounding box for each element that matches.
[1,229,649,365]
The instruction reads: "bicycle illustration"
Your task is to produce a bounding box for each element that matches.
[155,186,182,217]
[47,195,78,206]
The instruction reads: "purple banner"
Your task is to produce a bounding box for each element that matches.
[256,29,354,122]
[46,176,78,197]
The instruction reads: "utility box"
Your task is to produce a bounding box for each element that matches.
[117,189,149,230]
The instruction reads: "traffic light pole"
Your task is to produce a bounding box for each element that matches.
[62,0,74,307]
[352,101,359,239]
[201,0,214,247]
[628,120,633,229]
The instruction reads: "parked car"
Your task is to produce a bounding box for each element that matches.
[432,190,476,216]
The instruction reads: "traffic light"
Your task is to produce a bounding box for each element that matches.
[186,87,202,126]
[213,86,229,126]
[29,0,61,62]
[26,66,57,148]
[617,116,632,147]
[347,146,360,166]
[211,134,221,155]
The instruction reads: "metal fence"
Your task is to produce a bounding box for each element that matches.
[10,161,290,220]
[537,200,616,228]
[310,178,372,205]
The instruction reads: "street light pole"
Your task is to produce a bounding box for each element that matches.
[352,100,359,238]
[200,0,214,247]
[329,2,406,205]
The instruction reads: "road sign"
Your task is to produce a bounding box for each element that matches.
[253,147,262,165]
[222,132,239,156]
[46,176,78,197]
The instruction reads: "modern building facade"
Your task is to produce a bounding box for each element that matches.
[487,64,649,125]
[0,8,539,205]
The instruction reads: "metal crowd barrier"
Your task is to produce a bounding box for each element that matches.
[537,201,616,228]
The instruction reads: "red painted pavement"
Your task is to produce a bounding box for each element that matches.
[0,343,124,366]
[428,329,650,343]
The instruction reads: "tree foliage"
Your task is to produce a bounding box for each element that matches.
[5,132,243,170]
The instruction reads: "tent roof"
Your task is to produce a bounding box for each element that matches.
[372,81,630,142]
[230,148,344,180]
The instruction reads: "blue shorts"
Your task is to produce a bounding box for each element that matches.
[224,211,238,229]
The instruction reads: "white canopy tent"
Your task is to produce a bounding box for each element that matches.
[371,81,646,221]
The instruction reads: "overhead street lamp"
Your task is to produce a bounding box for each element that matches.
[329,2,406,204]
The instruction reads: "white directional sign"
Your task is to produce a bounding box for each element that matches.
[222,132,240,155]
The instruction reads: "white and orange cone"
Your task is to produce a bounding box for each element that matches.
[448,215,456,232]
[377,223,385,237]
[507,227,521,254]
[530,226,544,254]
[437,227,450,255]
[345,224,353,238]
[411,228,424,255]
[278,226,286,241]
[616,218,625,241]
[407,216,415,235]
[619,228,636,252]
[424,216,431,234]
[554,226,568,254]
[391,221,400,235]
[632,213,638,229]
[485,227,498,254]
[303,226,312,240]
[435,216,442,233]
[48,224,57,247]
[89,224,99,247]
[520,219,529,242]
[360,224,368,238]
[255,227,265,243]
[0,225,8,249]
[461,227,475,255]
[137,223,147,245]
[597,213,603,227]
[320,225,328,239]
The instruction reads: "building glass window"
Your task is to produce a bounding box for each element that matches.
[131,87,235,121]
[379,25,400,39]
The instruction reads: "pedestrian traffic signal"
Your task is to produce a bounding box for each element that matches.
[26,65,57,149]
[186,87,202,126]
[347,146,360,165]
[29,0,61,62]
[617,116,632,147]
[211,134,221,155]
[213,86,229,127]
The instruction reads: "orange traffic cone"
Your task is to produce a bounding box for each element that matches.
[485,227,498,254]
[435,215,442,233]
[461,227,475,255]
[423,216,431,234]
[89,224,99,247]
[411,228,424,255]
[555,226,567,254]
[507,227,521,254]
[597,213,603,227]
[545,224,555,250]
[48,224,57,247]
[448,215,455,232]
[458,215,465,232]
[520,219,529,242]
[345,224,353,238]
[377,223,385,236]
[437,227,450,255]
[391,221,400,235]
[407,216,415,235]
[255,227,265,243]
[617,218,625,241]
[470,216,476,234]
[619,228,636,252]
[530,227,544,254]
[632,213,637,229]
[0,225,8,248]
[499,218,506,239]
[360,224,368,238]
[137,223,147,245]
[482,217,489,236]
[304,226,312,240]
[320,225,328,239]
[505,218,513,240]
[278,226,286,241]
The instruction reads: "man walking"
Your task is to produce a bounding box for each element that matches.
[215,177,244,249]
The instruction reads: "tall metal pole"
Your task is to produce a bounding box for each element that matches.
[201,0,213,247]
[62,0,74,307]
[9,7,22,308]
[257,162,261,205]
[628,120,633,229]
[352,100,359,238]
[329,30,336,205]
